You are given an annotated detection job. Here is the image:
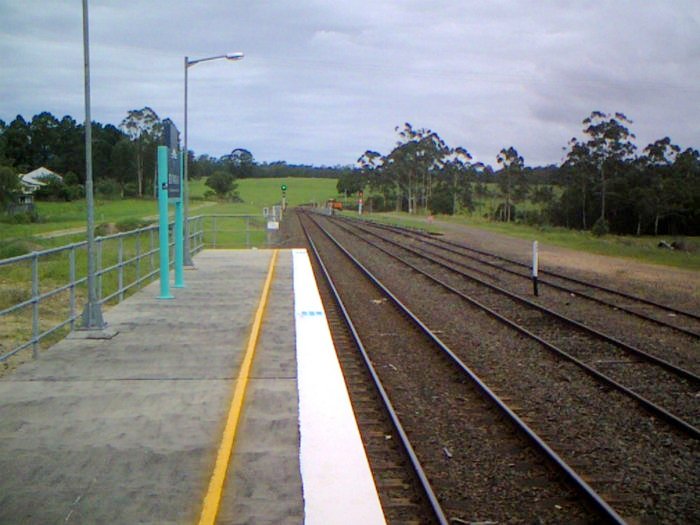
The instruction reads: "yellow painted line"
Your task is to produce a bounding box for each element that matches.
[198,249,279,525]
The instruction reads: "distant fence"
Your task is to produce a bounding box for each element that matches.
[0,214,274,363]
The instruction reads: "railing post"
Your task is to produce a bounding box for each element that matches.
[69,246,76,330]
[198,216,204,252]
[135,230,141,286]
[213,216,217,248]
[118,236,124,301]
[149,228,155,273]
[97,237,103,302]
[31,252,39,359]
[246,216,250,248]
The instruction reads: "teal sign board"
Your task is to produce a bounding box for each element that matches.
[167,150,181,201]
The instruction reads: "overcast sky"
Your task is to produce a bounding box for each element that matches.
[1,1,699,167]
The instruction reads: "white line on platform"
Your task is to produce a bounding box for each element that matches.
[293,249,386,525]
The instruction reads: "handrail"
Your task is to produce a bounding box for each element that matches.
[0,213,274,363]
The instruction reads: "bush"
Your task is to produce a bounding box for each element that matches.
[65,184,85,200]
[0,210,39,224]
[115,218,151,232]
[366,194,388,212]
[428,188,454,215]
[95,178,121,199]
[122,182,138,198]
[0,239,43,259]
[592,217,610,237]
[35,179,69,201]
[205,171,239,200]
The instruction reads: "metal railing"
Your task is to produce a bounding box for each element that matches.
[0,214,271,363]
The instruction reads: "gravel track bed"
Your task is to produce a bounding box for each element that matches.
[314,213,700,523]
[333,218,700,429]
[429,220,700,317]
[301,214,595,524]
[349,218,700,374]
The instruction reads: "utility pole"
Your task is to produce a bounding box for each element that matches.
[80,0,105,330]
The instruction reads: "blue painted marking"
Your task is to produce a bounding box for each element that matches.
[300,311,325,317]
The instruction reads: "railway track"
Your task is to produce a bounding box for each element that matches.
[343,215,700,341]
[296,211,624,524]
[298,219,444,524]
[297,209,699,523]
[323,214,700,435]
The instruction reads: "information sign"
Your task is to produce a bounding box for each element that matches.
[167,150,181,200]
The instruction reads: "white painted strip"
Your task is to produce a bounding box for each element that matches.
[293,249,386,525]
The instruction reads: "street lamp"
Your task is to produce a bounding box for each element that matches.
[80,0,105,330]
[183,52,244,265]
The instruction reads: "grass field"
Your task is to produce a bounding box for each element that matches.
[2,176,698,270]
[1,177,341,246]
[360,211,700,271]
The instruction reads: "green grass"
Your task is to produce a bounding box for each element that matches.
[361,210,700,271]
[2,177,342,241]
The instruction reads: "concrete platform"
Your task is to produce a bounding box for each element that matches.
[0,249,385,524]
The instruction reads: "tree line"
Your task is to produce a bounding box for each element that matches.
[345,113,699,236]
[0,109,351,207]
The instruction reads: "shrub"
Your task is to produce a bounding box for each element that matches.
[367,194,387,212]
[35,178,69,201]
[428,188,454,215]
[123,182,138,198]
[115,218,151,232]
[0,210,39,224]
[592,217,610,237]
[95,178,121,199]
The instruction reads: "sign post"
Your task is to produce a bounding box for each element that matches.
[532,240,539,296]
[281,183,287,212]
[358,190,364,215]
[157,120,184,299]
[173,150,184,288]
[157,146,174,299]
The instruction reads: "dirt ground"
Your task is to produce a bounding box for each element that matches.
[431,219,700,314]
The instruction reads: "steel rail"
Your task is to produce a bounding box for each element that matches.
[346,217,700,339]
[333,216,700,385]
[351,216,700,324]
[318,214,700,439]
[299,215,449,525]
[303,211,627,524]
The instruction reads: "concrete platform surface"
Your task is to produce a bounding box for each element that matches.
[0,250,298,524]
[0,249,384,525]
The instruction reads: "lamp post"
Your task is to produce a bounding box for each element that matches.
[80,0,105,329]
[183,52,244,265]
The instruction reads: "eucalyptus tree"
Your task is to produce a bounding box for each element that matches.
[561,138,596,229]
[390,123,447,213]
[441,146,473,214]
[2,115,32,171]
[0,165,19,207]
[637,137,681,234]
[358,150,390,209]
[669,147,700,235]
[221,148,256,178]
[496,146,524,222]
[580,111,636,226]
[120,107,162,197]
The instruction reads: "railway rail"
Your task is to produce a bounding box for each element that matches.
[296,211,627,523]
[323,213,700,435]
[292,209,699,523]
[343,215,700,340]
[299,220,445,524]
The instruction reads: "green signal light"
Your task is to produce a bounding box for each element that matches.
[281,184,287,191]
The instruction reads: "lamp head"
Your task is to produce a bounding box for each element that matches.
[226,52,245,61]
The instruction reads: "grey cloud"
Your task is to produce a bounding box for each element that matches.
[1,0,698,166]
